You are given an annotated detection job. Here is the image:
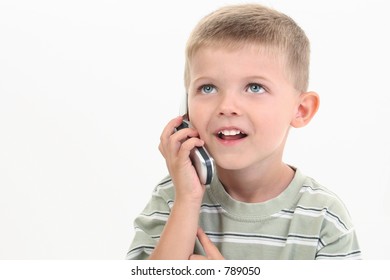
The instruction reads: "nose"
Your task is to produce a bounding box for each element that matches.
[217,91,241,117]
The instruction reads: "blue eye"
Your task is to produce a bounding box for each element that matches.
[247,83,265,94]
[200,84,216,94]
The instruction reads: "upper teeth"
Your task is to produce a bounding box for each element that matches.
[219,129,242,136]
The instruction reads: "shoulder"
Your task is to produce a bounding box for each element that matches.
[152,175,175,200]
[295,171,355,232]
[299,173,349,210]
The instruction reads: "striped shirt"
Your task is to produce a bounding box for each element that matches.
[126,168,361,260]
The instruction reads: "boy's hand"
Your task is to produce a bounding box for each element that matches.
[151,117,208,260]
[159,116,206,203]
[189,228,225,260]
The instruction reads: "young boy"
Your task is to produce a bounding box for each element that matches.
[127,4,361,260]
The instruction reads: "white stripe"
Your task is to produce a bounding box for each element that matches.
[300,186,337,199]
[200,208,225,214]
[207,230,320,248]
[126,246,153,259]
[134,228,161,241]
[294,207,349,234]
[324,215,350,234]
[200,205,225,214]
[152,181,174,195]
[294,207,324,217]
[271,211,293,219]
[209,236,286,247]
[286,237,318,247]
[134,227,143,232]
[316,252,362,260]
[167,201,174,208]
[140,213,169,222]
[210,235,320,248]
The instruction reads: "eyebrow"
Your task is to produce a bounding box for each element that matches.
[192,75,274,86]
[245,75,274,84]
[191,76,215,84]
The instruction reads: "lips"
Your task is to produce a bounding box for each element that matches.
[216,128,248,141]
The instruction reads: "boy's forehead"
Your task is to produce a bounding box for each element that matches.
[187,43,296,90]
[190,43,287,74]
[191,42,286,66]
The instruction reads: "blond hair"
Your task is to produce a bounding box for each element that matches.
[184,4,310,92]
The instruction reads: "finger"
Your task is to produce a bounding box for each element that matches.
[197,228,224,260]
[177,137,204,161]
[160,130,202,166]
[160,116,200,141]
[159,116,183,144]
[160,116,200,155]
[197,227,213,253]
[159,116,184,157]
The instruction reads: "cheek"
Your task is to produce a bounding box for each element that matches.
[188,102,213,139]
[264,98,297,125]
[188,98,208,121]
[187,96,196,117]
[188,102,202,125]
[252,106,292,139]
[187,103,198,122]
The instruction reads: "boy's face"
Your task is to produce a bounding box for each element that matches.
[187,44,301,172]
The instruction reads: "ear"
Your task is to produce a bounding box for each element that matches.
[291,91,320,128]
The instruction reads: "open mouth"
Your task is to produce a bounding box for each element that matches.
[217,129,248,140]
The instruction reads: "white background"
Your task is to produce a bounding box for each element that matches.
[0,0,389,259]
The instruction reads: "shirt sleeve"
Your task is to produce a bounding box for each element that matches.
[126,178,173,260]
[314,197,362,260]
[315,228,361,259]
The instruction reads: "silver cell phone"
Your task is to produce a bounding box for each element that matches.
[174,120,215,185]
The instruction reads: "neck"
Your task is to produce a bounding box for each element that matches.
[216,162,295,203]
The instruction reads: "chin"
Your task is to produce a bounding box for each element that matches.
[214,157,247,171]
